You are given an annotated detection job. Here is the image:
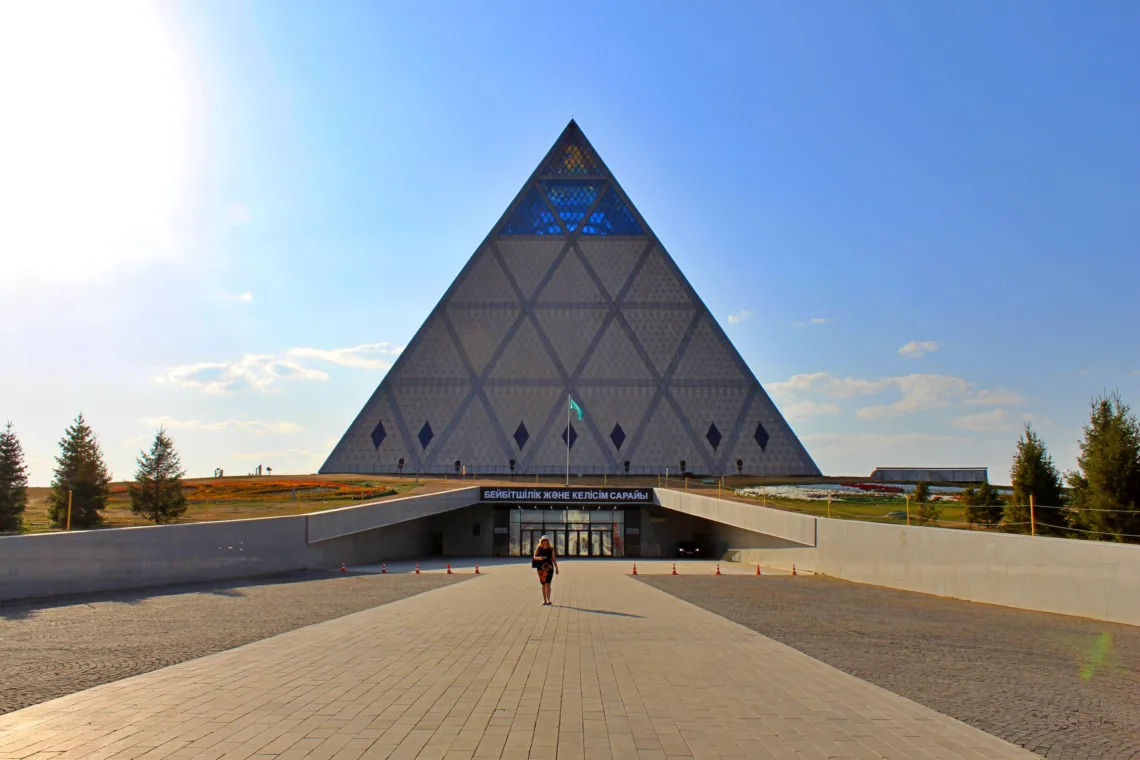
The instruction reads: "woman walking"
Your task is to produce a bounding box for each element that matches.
[532,535,558,605]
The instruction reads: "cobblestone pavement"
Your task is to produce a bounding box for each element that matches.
[0,571,465,715]
[0,563,1037,760]
[639,574,1140,760]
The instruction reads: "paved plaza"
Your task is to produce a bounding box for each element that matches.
[0,562,1037,760]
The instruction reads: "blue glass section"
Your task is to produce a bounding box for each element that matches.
[370,421,387,449]
[541,181,600,233]
[543,141,601,176]
[418,421,434,449]
[501,186,562,235]
[561,423,578,450]
[580,187,643,235]
[610,423,626,450]
[705,423,721,451]
[753,422,769,451]
[514,422,530,450]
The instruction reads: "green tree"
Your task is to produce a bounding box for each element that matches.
[1066,391,1140,542]
[0,422,29,533]
[1006,422,1067,535]
[129,428,187,524]
[48,414,112,528]
[912,481,931,503]
[962,483,1004,528]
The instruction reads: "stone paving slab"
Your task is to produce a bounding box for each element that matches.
[0,562,1038,759]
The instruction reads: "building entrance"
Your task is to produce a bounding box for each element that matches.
[510,508,625,558]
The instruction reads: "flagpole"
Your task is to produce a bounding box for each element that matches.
[565,394,570,486]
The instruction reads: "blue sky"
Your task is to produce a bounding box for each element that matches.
[1,1,1137,485]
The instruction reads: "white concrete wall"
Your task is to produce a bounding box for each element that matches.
[0,488,479,602]
[663,490,1140,626]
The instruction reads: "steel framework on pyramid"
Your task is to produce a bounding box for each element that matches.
[321,120,820,477]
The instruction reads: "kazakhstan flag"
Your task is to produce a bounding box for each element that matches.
[569,396,583,420]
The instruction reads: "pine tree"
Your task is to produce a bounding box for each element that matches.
[129,428,187,524]
[1066,391,1140,542]
[912,482,931,504]
[1006,422,1067,535]
[48,413,112,528]
[0,422,29,533]
[962,483,1004,528]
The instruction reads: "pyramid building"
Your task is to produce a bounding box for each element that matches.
[322,121,819,477]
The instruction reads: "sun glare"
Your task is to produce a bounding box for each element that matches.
[0,1,192,281]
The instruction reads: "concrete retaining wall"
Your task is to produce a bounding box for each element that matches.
[667,490,1140,626]
[0,487,479,602]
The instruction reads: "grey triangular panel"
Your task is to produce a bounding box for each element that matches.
[580,320,654,380]
[671,316,747,381]
[387,317,469,381]
[535,249,605,303]
[575,386,656,454]
[452,246,518,304]
[577,239,645,299]
[623,247,693,304]
[628,402,703,474]
[431,399,502,470]
[496,239,563,300]
[321,392,414,474]
[534,308,608,377]
[623,308,696,376]
[388,384,469,460]
[488,316,562,380]
[485,385,566,455]
[531,411,608,472]
[448,307,520,376]
[724,391,818,476]
[669,386,750,457]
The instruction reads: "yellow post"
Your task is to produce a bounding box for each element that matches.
[66,490,72,531]
[827,495,831,519]
[1030,494,1036,536]
[762,486,767,508]
[905,495,911,526]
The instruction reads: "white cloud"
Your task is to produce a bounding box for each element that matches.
[857,374,968,419]
[727,309,752,324]
[222,292,253,303]
[286,342,403,371]
[768,372,891,400]
[898,340,940,358]
[964,388,1026,406]
[139,417,303,435]
[792,317,829,327]
[780,400,841,421]
[952,408,1018,432]
[154,354,329,394]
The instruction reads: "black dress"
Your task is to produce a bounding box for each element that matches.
[534,546,555,584]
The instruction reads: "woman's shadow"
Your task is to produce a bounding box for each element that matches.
[552,605,644,618]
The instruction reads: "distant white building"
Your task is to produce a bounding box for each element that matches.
[870,467,987,484]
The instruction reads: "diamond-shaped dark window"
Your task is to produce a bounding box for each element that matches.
[542,181,600,233]
[501,186,562,235]
[561,423,578,450]
[542,141,601,176]
[418,421,434,449]
[370,421,387,449]
[513,422,530,450]
[580,187,644,235]
[754,422,769,451]
[609,423,626,450]
[706,423,722,451]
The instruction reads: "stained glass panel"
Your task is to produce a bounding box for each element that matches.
[501,186,562,235]
[580,187,643,235]
[541,181,601,233]
[543,141,601,176]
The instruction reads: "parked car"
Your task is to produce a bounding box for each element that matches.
[676,540,702,557]
[885,511,908,520]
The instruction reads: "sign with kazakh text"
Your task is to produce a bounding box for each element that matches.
[479,487,653,504]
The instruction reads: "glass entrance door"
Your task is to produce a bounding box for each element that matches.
[508,508,625,557]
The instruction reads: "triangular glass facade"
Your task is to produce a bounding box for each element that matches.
[501,186,561,235]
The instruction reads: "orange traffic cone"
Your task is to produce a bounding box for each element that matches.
[715,564,721,576]
[632,563,638,575]
[474,564,481,575]
[792,564,797,576]
[414,563,421,574]
[446,563,453,575]
[756,564,762,576]
[381,563,387,574]
[671,563,678,575]
[340,562,346,573]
